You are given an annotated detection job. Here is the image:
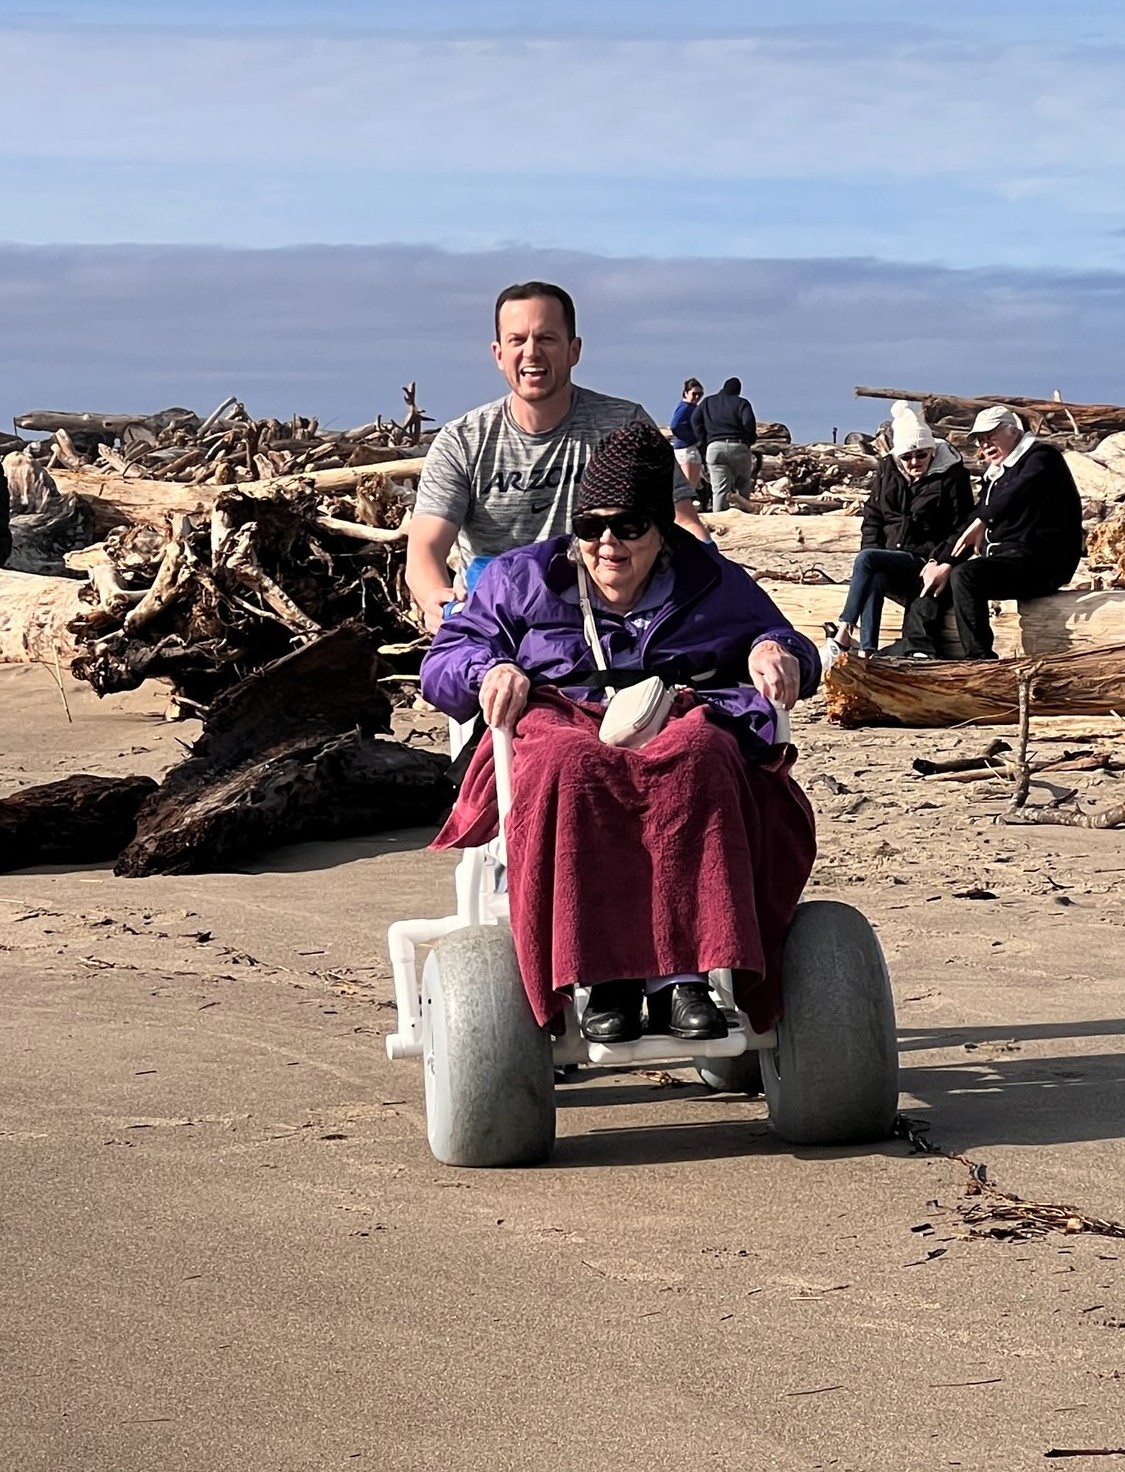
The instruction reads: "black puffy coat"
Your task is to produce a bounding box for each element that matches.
[933,437,1083,587]
[861,443,974,562]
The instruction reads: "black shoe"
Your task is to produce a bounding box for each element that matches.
[648,982,729,1041]
[581,980,644,1044]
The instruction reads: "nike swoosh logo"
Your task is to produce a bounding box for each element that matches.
[529,500,553,514]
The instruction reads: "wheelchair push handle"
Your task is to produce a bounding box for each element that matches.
[492,724,514,829]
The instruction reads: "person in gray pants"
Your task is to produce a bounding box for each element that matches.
[691,376,758,512]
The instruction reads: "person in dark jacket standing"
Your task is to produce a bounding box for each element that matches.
[691,375,757,512]
[900,405,1083,660]
[827,401,973,656]
[0,460,11,567]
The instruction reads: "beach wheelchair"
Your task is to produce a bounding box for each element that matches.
[385,714,899,1167]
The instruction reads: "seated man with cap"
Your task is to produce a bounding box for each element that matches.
[898,405,1083,660]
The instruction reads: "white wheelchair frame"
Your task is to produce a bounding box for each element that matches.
[385,708,790,1072]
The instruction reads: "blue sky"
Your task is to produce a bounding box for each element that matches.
[1,1,1123,439]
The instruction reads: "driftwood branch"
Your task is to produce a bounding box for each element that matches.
[1010,670,1034,811]
[912,739,1011,776]
[1001,802,1125,829]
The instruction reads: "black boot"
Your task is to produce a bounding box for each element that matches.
[648,982,729,1041]
[581,980,644,1043]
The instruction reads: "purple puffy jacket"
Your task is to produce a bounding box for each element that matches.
[420,529,820,753]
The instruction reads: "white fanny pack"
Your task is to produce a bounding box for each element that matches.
[576,562,674,750]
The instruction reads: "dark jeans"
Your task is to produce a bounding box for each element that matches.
[901,553,1060,659]
[837,548,922,652]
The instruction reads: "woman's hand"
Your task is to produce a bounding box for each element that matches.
[920,560,952,597]
[479,662,530,729]
[748,640,800,710]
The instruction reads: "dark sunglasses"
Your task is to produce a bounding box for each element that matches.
[900,450,931,462]
[572,512,654,541]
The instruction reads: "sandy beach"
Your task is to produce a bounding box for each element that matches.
[3,661,1125,1470]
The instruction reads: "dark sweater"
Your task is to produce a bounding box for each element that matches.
[933,438,1083,587]
[0,465,10,567]
[691,390,757,451]
[862,445,974,562]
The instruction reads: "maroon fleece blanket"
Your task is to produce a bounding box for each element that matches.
[432,691,816,1034]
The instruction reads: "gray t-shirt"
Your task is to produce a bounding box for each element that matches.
[415,385,692,566]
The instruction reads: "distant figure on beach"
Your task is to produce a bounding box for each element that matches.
[690,376,758,512]
[669,377,705,492]
[825,401,972,657]
[898,405,1083,660]
[0,460,10,566]
[405,281,707,633]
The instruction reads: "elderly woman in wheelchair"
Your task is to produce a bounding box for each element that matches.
[391,422,898,1166]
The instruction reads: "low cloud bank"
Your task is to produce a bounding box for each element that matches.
[2,243,1120,441]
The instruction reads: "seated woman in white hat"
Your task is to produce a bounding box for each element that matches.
[825,401,972,657]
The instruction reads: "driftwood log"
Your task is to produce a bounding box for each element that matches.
[13,407,199,439]
[753,581,1125,659]
[825,644,1125,728]
[0,774,158,871]
[855,386,1125,443]
[115,626,453,876]
[0,570,86,662]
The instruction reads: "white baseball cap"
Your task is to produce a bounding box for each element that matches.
[969,404,1023,436]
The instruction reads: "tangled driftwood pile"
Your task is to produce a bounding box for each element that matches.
[12,385,434,487]
[0,392,448,874]
[0,627,454,876]
[65,472,422,711]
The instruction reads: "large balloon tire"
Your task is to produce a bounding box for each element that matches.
[696,1052,764,1096]
[762,901,899,1146]
[422,926,556,1167]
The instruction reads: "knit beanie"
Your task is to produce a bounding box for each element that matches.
[890,399,936,456]
[575,421,676,530]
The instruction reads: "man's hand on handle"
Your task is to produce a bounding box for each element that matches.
[419,587,457,635]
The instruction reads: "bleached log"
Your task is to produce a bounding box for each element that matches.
[825,643,1125,729]
[123,540,193,635]
[314,513,409,544]
[88,564,146,617]
[0,570,85,663]
[705,509,863,559]
[755,581,1125,659]
[1065,451,1125,502]
[50,454,427,532]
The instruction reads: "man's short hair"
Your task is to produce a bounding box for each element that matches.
[494,281,577,341]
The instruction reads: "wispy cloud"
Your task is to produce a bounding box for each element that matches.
[0,21,1124,269]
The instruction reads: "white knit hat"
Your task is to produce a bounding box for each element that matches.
[890,399,936,456]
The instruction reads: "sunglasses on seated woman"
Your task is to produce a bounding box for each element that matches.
[572,512,654,541]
